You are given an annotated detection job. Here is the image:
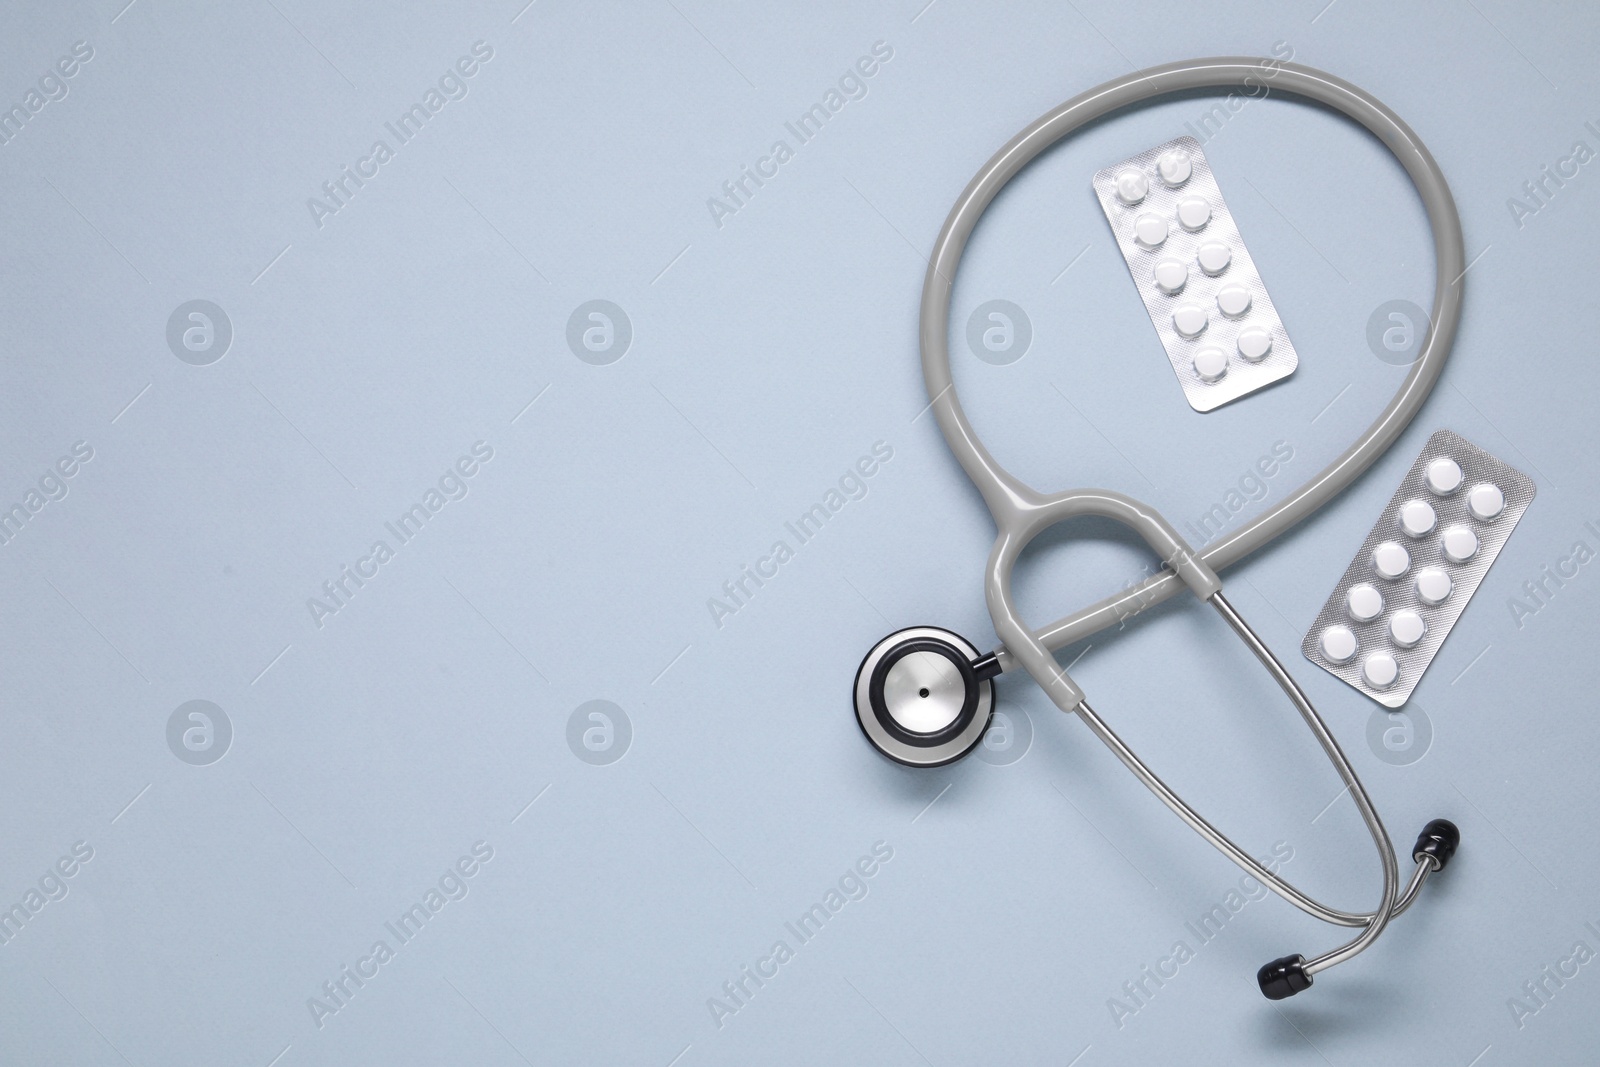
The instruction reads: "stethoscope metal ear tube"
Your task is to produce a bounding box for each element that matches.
[856,57,1467,1000]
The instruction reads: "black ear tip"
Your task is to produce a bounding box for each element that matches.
[1258,954,1312,1000]
[1413,818,1460,870]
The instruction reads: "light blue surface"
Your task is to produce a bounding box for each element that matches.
[2,1,1597,1064]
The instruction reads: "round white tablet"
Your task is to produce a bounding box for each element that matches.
[1172,304,1208,338]
[1416,566,1453,605]
[1157,149,1192,187]
[1362,652,1399,689]
[1133,212,1168,248]
[1441,525,1479,563]
[1217,283,1252,318]
[1196,241,1232,276]
[1346,582,1384,622]
[1153,257,1188,295]
[1372,541,1411,580]
[1399,499,1437,538]
[1389,609,1427,649]
[1425,456,1463,495]
[1193,346,1228,383]
[1468,483,1505,521]
[1115,168,1149,205]
[1236,326,1272,362]
[1176,196,1211,231]
[1319,625,1358,664]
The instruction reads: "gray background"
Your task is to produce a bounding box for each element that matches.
[2,1,1596,1064]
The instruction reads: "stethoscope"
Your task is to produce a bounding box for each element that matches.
[853,59,1463,1000]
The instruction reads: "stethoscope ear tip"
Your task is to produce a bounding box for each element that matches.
[854,627,994,768]
[1257,954,1312,1000]
[1412,818,1461,871]
[1257,818,1461,1000]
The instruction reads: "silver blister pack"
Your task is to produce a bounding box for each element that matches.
[1091,136,1298,413]
[1301,429,1535,707]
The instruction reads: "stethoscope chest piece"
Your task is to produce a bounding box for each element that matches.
[854,627,993,767]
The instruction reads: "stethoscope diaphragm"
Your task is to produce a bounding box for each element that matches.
[854,627,993,767]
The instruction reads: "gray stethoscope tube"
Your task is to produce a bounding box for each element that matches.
[855,58,1464,1000]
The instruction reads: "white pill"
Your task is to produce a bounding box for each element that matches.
[1346,582,1384,622]
[1468,483,1505,521]
[1133,212,1169,248]
[1196,241,1232,276]
[1373,541,1411,579]
[1416,566,1453,605]
[1115,168,1149,205]
[1237,326,1272,362]
[1176,196,1212,231]
[1157,149,1192,187]
[1441,525,1479,563]
[1390,609,1427,649]
[1153,258,1188,295]
[1217,283,1252,318]
[1399,500,1437,538]
[1193,346,1229,383]
[1320,625,1358,664]
[1425,457,1463,495]
[1172,304,1209,338]
[1362,652,1399,690]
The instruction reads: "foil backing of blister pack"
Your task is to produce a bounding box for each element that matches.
[1091,135,1297,413]
[1301,429,1535,708]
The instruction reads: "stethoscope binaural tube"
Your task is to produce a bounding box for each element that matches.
[894,58,1466,999]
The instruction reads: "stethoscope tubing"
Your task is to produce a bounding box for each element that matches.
[917,58,1464,668]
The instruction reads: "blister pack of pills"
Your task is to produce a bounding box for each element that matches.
[1091,135,1298,413]
[1301,430,1534,707]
